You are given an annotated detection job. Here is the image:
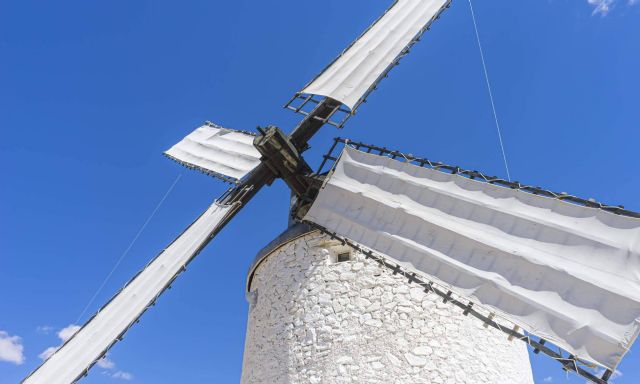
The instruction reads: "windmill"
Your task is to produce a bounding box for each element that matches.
[22,1,640,383]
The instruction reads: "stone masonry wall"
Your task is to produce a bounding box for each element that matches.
[241,231,534,384]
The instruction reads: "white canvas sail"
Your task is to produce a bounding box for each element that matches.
[300,0,449,110]
[304,147,640,370]
[165,123,262,182]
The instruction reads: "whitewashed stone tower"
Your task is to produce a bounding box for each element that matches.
[241,225,534,384]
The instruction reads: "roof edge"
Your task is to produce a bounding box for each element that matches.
[246,223,317,292]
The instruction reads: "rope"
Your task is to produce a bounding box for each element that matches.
[74,173,182,324]
[467,0,512,181]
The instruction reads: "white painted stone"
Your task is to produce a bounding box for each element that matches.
[410,287,426,302]
[412,346,432,356]
[336,356,353,364]
[404,353,428,367]
[364,319,383,328]
[366,302,381,313]
[241,231,534,384]
[352,262,365,271]
[386,352,402,367]
[355,297,372,308]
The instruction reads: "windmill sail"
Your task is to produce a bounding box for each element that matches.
[304,147,640,370]
[165,122,262,183]
[23,202,235,384]
[297,0,450,111]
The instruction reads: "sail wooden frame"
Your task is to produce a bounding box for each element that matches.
[165,122,262,184]
[285,0,451,127]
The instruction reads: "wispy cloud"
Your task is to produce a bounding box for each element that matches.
[543,377,553,383]
[97,356,116,369]
[58,325,80,342]
[587,0,638,15]
[111,371,134,380]
[97,355,133,380]
[0,331,25,365]
[588,0,615,15]
[38,346,57,360]
[36,325,54,335]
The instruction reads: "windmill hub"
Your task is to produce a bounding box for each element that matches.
[253,125,314,198]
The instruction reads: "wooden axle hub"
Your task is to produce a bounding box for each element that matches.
[254,125,314,198]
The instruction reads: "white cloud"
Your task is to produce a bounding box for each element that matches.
[97,354,133,380]
[587,0,638,15]
[543,377,553,383]
[36,325,54,335]
[112,371,134,380]
[38,346,58,360]
[97,356,116,369]
[58,324,81,342]
[0,331,25,365]
[588,0,614,15]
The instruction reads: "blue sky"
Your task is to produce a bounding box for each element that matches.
[1,0,638,383]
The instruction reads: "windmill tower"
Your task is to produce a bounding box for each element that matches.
[22,1,640,384]
[241,225,534,383]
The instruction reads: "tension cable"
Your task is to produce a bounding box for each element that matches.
[467,0,512,181]
[75,173,182,324]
